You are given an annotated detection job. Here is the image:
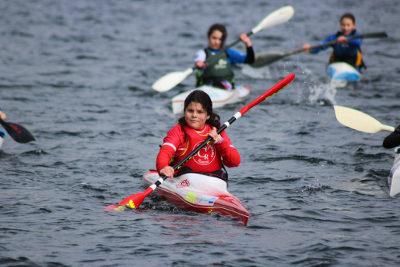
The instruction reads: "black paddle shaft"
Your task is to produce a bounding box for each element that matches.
[286,32,388,58]
[308,32,388,52]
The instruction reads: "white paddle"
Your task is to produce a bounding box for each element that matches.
[152,5,295,92]
[333,105,394,133]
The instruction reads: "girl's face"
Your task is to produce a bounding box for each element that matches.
[340,18,355,35]
[208,30,223,50]
[184,102,210,130]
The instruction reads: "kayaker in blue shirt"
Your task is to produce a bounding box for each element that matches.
[303,13,366,71]
[194,23,255,90]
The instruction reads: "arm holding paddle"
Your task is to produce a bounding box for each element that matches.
[212,129,241,167]
[303,34,362,54]
[383,125,400,149]
[240,33,255,64]
[303,34,340,53]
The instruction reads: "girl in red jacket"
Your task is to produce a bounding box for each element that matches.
[157,90,240,181]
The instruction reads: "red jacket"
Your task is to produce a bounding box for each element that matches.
[156,123,240,173]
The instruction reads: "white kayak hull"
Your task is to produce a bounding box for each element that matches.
[327,62,361,83]
[389,149,400,197]
[171,85,250,114]
[0,131,4,149]
[143,170,249,225]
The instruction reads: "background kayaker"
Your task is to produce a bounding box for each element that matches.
[383,125,400,149]
[157,90,240,180]
[194,23,255,90]
[303,13,366,71]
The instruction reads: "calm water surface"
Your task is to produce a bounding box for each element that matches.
[1,0,399,266]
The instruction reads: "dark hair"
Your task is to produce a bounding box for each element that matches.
[340,13,356,24]
[207,23,227,48]
[178,90,221,128]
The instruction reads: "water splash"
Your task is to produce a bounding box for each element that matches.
[307,82,337,106]
[300,65,337,106]
[241,63,338,106]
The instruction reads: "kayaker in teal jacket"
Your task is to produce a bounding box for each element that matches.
[303,13,366,71]
[194,23,255,90]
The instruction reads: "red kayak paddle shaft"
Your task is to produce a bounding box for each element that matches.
[113,73,296,210]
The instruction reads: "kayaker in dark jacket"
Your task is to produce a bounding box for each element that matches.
[303,13,366,71]
[383,124,400,149]
[194,23,255,90]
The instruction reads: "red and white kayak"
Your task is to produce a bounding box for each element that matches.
[171,85,250,114]
[143,170,250,225]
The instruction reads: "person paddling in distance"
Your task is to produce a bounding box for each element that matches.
[195,23,255,90]
[303,13,366,71]
[157,90,240,180]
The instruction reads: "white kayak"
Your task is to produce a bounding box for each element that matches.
[171,85,250,114]
[143,170,250,225]
[327,62,361,85]
[388,148,400,197]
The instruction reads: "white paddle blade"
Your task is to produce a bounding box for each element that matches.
[152,68,193,92]
[334,105,395,133]
[251,5,294,34]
